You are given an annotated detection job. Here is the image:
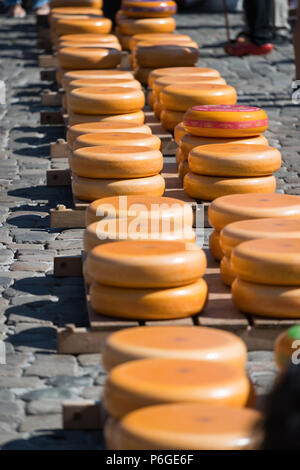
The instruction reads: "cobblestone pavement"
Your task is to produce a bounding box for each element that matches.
[0,9,298,449]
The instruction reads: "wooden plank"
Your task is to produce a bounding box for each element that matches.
[47,168,71,186]
[88,299,140,331]
[40,69,56,82]
[50,139,69,158]
[41,90,62,107]
[63,400,106,430]
[36,14,49,26]
[57,325,111,354]
[41,110,64,125]
[50,205,86,229]
[54,255,82,277]
[39,54,57,68]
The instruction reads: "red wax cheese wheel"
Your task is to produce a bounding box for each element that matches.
[153,75,226,97]
[62,69,133,91]
[69,87,145,115]
[174,122,187,144]
[161,109,185,132]
[183,105,268,138]
[103,358,251,419]
[209,193,300,232]
[274,326,300,371]
[85,195,194,226]
[220,218,300,258]
[72,173,165,201]
[220,256,236,286]
[184,173,276,202]
[103,325,247,372]
[55,17,112,35]
[135,43,199,68]
[71,145,163,178]
[148,66,221,88]
[73,132,160,150]
[50,0,102,7]
[188,144,281,177]
[161,85,237,112]
[231,238,300,286]
[68,78,141,93]
[122,0,177,18]
[232,279,300,318]
[68,109,145,126]
[209,230,223,260]
[87,240,206,288]
[57,47,121,70]
[107,403,261,450]
[119,16,176,35]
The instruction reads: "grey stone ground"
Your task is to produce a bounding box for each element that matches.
[0,8,298,449]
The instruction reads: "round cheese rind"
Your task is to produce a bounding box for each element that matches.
[274,326,300,371]
[161,109,185,132]
[117,33,132,50]
[62,68,134,91]
[57,47,121,70]
[220,255,235,286]
[87,240,206,288]
[184,173,276,202]
[135,43,199,68]
[68,109,145,126]
[55,16,112,35]
[178,160,189,183]
[175,148,185,165]
[119,16,176,35]
[232,278,300,318]
[130,33,191,50]
[122,0,177,18]
[58,33,118,45]
[134,67,153,85]
[68,78,141,93]
[50,0,102,7]
[147,90,155,108]
[153,75,226,97]
[231,238,300,286]
[174,122,187,144]
[148,67,221,88]
[73,132,160,150]
[102,325,247,372]
[209,230,222,260]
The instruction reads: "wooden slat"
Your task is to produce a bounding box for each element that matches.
[47,168,71,186]
[50,205,86,229]
[41,90,62,107]
[39,54,57,68]
[87,299,140,331]
[41,110,64,125]
[54,255,82,277]
[50,139,69,158]
[57,325,111,354]
[40,69,56,82]
[63,400,106,430]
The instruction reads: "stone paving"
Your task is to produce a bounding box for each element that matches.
[0,8,298,449]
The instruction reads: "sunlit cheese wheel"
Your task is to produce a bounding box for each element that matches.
[68,109,145,126]
[62,69,133,91]
[178,160,189,183]
[175,148,185,165]
[153,75,226,98]
[69,87,145,115]
[183,105,268,138]
[67,121,151,148]
[274,326,300,371]
[161,109,185,132]
[68,78,141,94]
[71,145,163,179]
[188,144,281,177]
[86,195,194,226]
[50,7,103,21]
[180,134,269,159]
[232,279,300,318]
[84,218,196,253]
[87,240,206,288]
[208,194,300,232]
[153,99,163,120]
[108,403,261,450]
[74,132,161,150]
[118,33,132,50]
[90,278,208,320]
[58,33,117,45]
[184,173,276,202]
[55,17,112,36]
[134,67,153,85]
[130,33,191,50]
[148,67,221,88]
[103,358,251,419]
[231,238,300,286]
[174,122,187,144]
[72,173,165,201]
[50,0,102,7]
[122,0,177,18]
[220,256,235,286]
[58,41,121,50]
[57,47,121,70]
[220,218,300,259]
[209,230,222,260]
[136,42,199,68]
[119,16,175,35]
[161,85,237,113]
[147,90,154,108]
[103,325,247,372]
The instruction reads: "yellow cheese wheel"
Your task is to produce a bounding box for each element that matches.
[209,229,223,260]
[71,145,163,178]
[148,67,221,88]
[184,173,276,202]
[119,16,175,35]
[274,326,300,371]
[220,218,300,259]
[103,357,251,419]
[50,13,104,32]
[161,108,185,132]
[220,255,236,286]
[58,33,117,45]
[90,278,208,320]
[183,105,268,138]
[118,33,132,50]
[58,41,121,50]
[57,47,121,70]
[153,75,226,97]
[147,90,154,108]
[69,86,145,115]
[74,132,161,150]
[231,238,300,286]
[130,33,192,50]
[180,134,269,159]
[103,325,247,371]
[68,78,141,97]
[188,144,281,177]
[87,240,206,287]
[50,0,102,7]
[62,68,134,91]
[86,194,194,226]
[67,121,151,148]
[107,403,261,450]
[174,122,187,144]
[161,85,237,112]
[122,0,177,18]
[136,42,199,68]
[209,193,300,232]
[134,67,153,85]
[55,17,112,36]
[68,109,145,126]
[84,218,196,252]
[178,159,189,183]
[232,279,300,318]
[175,148,185,165]
[153,99,163,119]
[50,7,103,19]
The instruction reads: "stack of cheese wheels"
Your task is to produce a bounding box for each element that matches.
[105,403,262,450]
[208,193,300,261]
[274,325,300,371]
[86,240,207,320]
[220,218,300,286]
[50,0,102,7]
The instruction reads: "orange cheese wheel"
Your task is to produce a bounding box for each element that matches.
[209,193,300,232]
[107,403,261,450]
[231,238,300,286]
[153,75,226,98]
[55,17,112,36]
[122,0,177,18]
[119,16,175,35]
[134,67,153,85]
[69,86,145,115]
[161,108,185,132]
[209,229,223,260]
[174,122,187,144]
[58,41,121,50]
[183,105,268,138]
[84,218,196,253]
[220,218,300,259]
[68,109,145,126]
[147,90,154,108]
[57,47,121,70]
[50,0,102,7]
[68,78,141,95]
[58,33,117,44]
[148,67,221,88]
[175,148,185,165]
[161,85,237,113]
[90,278,208,320]
[87,240,206,288]
[153,99,163,119]
[130,33,191,50]
[103,358,251,419]
[274,326,300,371]
[50,7,103,21]
[74,132,160,150]
[85,195,194,226]
[184,173,276,202]
[232,279,300,318]
[71,145,163,178]
[72,173,165,201]
[178,159,189,183]
[136,42,199,69]
[67,121,151,148]
[62,69,134,91]
[103,325,247,372]
[220,255,235,286]
[180,134,269,159]
[117,33,132,50]
[188,144,281,177]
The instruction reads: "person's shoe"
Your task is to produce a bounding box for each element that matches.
[272,34,291,46]
[224,41,274,57]
[7,4,26,17]
[35,3,50,15]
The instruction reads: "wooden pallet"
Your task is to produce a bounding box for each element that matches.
[39,54,58,68]
[41,89,63,107]
[63,400,106,430]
